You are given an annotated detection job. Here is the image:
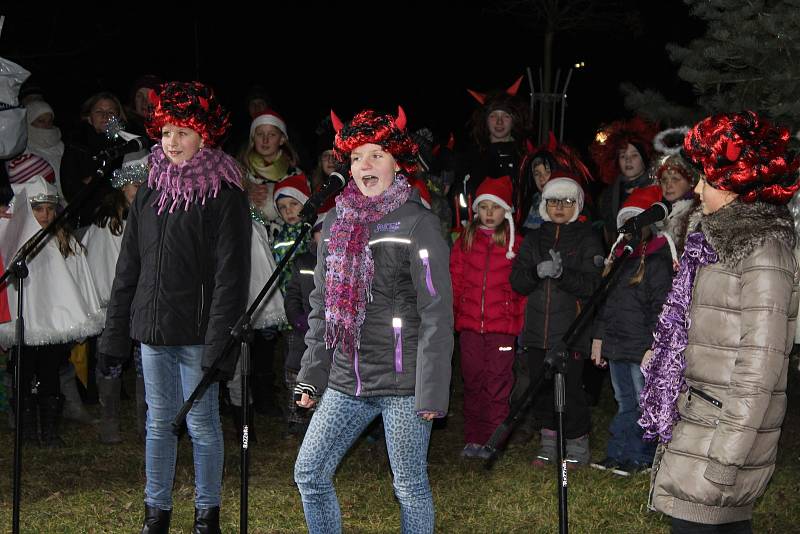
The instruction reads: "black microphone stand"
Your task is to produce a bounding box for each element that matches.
[481,231,643,534]
[174,191,332,533]
[5,159,111,534]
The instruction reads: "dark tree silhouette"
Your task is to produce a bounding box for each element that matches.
[624,0,800,126]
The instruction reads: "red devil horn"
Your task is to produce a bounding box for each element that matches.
[330,110,344,133]
[525,139,535,154]
[395,106,407,130]
[447,132,455,151]
[547,131,557,152]
[148,89,160,107]
[198,96,209,111]
[507,75,524,96]
[725,140,741,162]
[467,89,487,105]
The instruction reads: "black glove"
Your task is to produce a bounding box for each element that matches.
[202,342,237,383]
[335,159,350,176]
[97,352,126,378]
[293,316,310,334]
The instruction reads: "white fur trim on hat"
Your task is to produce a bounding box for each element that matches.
[472,193,512,213]
[539,177,584,223]
[616,206,644,231]
[472,190,516,258]
[274,186,308,205]
[250,113,288,140]
[653,126,690,156]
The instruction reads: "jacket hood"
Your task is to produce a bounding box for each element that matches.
[689,199,795,267]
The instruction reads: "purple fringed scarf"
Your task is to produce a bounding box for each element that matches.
[639,231,719,443]
[147,144,243,214]
[324,175,411,356]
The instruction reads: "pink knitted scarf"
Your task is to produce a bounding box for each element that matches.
[324,175,410,356]
[147,144,243,214]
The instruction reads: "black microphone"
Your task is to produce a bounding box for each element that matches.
[93,136,147,162]
[300,172,346,221]
[618,201,672,234]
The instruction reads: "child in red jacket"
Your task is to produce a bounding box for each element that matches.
[450,175,526,458]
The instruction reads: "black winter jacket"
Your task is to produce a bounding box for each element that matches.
[99,182,251,377]
[594,239,674,362]
[284,249,317,371]
[510,220,604,353]
[298,192,454,416]
[60,124,123,228]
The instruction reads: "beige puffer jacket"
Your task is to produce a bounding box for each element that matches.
[649,200,800,525]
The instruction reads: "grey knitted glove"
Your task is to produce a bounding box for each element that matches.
[536,249,563,279]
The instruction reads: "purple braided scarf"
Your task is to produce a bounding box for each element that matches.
[324,175,411,356]
[147,144,243,214]
[639,231,719,443]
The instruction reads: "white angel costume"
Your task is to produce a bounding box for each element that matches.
[81,222,123,309]
[249,221,287,329]
[0,177,104,347]
[82,149,149,308]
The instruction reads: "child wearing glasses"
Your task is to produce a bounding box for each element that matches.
[510,176,604,468]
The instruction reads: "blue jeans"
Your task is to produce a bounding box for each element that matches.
[607,360,656,465]
[294,388,434,534]
[141,344,223,510]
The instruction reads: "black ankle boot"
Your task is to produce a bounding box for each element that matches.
[192,506,221,534]
[20,393,39,444]
[38,395,65,448]
[140,505,171,534]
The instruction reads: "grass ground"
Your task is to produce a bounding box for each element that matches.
[1,359,798,533]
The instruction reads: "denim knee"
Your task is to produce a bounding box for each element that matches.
[294,453,333,497]
[393,476,432,504]
[147,411,176,435]
[186,413,221,442]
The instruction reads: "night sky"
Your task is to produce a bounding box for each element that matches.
[2,3,704,155]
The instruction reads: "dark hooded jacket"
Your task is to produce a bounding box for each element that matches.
[594,237,674,362]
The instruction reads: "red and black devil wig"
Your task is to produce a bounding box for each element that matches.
[331,107,419,175]
[146,81,231,147]
[683,110,799,205]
